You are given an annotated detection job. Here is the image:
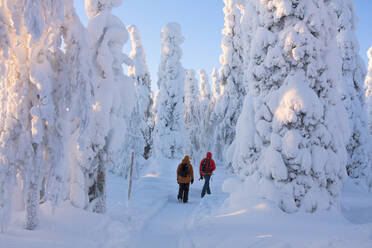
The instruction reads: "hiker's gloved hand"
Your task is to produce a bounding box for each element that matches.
[191,179,194,184]
[199,176,203,180]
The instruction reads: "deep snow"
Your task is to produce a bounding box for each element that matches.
[1,159,372,248]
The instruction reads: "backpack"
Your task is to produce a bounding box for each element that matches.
[201,158,212,174]
[180,163,189,177]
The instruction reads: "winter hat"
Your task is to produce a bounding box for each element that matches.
[182,155,190,163]
[207,152,212,158]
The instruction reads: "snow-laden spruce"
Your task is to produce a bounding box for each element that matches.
[63,0,99,212]
[366,48,372,119]
[111,25,153,178]
[329,0,372,187]
[83,0,135,213]
[184,69,201,163]
[198,69,213,154]
[212,0,246,161]
[232,0,350,213]
[0,0,66,230]
[153,23,186,160]
[127,25,154,162]
[366,47,372,135]
[207,67,224,160]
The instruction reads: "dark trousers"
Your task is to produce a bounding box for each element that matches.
[178,183,190,203]
[201,174,211,197]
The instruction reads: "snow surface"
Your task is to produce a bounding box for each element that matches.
[2,159,372,248]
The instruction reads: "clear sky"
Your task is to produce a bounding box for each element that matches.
[74,1,372,90]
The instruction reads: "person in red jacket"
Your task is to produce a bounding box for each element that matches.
[199,152,216,198]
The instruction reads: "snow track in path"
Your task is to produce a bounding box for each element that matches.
[105,160,229,248]
[133,192,196,247]
[131,176,227,247]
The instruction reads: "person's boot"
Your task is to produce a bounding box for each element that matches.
[183,191,188,203]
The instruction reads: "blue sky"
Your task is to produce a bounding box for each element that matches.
[74,1,372,89]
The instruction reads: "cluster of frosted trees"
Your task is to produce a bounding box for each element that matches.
[0,0,144,231]
[152,23,215,165]
[228,0,372,213]
[0,0,215,232]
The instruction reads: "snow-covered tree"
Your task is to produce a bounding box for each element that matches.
[366,46,372,187]
[112,24,153,178]
[0,3,14,232]
[212,0,246,160]
[232,0,350,213]
[153,23,186,160]
[40,5,69,211]
[198,69,213,154]
[367,47,372,134]
[82,0,135,213]
[207,68,223,160]
[184,69,201,163]
[0,0,65,230]
[329,0,372,187]
[60,0,100,211]
[127,25,153,161]
[199,69,212,114]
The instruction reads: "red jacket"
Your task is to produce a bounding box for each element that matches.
[199,152,216,176]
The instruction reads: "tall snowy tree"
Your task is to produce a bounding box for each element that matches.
[40,3,69,211]
[366,47,372,138]
[112,24,153,178]
[329,0,372,187]
[127,25,153,161]
[0,0,65,230]
[232,0,350,213]
[198,69,213,154]
[153,22,186,160]
[61,0,100,211]
[208,67,223,160]
[0,3,14,232]
[83,0,135,213]
[184,69,201,163]
[212,0,246,160]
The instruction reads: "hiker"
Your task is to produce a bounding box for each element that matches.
[177,155,194,203]
[199,152,216,198]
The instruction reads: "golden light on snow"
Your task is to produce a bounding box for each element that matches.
[141,173,160,178]
[92,102,101,112]
[256,234,273,239]
[253,203,268,210]
[214,209,248,218]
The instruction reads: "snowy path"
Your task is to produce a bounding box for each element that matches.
[133,189,197,247]
[99,159,230,248]
[124,163,229,248]
[2,160,372,247]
